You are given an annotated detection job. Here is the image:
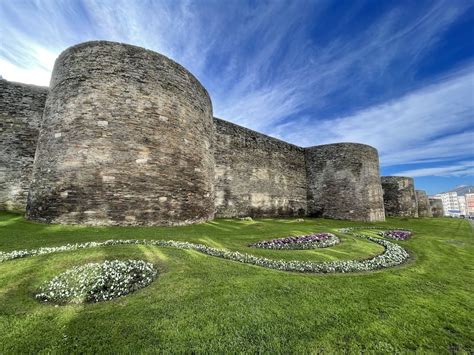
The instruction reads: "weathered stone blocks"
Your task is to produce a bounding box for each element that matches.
[416,190,432,217]
[305,143,385,221]
[213,118,307,217]
[381,176,418,217]
[429,198,444,217]
[0,80,48,211]
[1,40,394,225]
[26,41,215,226]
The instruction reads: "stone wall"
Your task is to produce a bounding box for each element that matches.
[416,190,432,217]
[26,41,215,226]
[0,80,48,212]
[1,40,393,225]
[381,176,418,217]
[429,198,444,217]
[213,118,307,217]
[305,143,385,221]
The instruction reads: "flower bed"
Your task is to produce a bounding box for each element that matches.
[0,232,409,274]
[378,230,412,240]
[35,259,157,304]
[249,233,339,249]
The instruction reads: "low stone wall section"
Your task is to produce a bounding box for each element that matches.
[0,80,48,212]
[213,118,307,217]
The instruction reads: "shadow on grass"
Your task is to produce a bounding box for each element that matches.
[0,242,169,352]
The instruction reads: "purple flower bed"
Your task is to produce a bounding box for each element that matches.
[378,230,412,240]
[249,233,339,250]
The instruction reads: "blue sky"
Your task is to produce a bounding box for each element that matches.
[1,0,473,195]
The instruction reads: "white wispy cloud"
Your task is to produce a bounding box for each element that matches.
[0,0,472,176]
[396,161,474,177]
[272,66,474,167]
[213,0,470,132]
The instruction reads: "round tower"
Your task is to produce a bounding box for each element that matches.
[429,198,444,217]
[381,176,418,217]
[416,190,433,217]
[305,143,385,221]
[27,41,215,226]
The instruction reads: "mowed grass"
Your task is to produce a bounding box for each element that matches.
[0,212,472,353]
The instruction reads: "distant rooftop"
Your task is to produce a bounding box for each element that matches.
[435,185,474,196]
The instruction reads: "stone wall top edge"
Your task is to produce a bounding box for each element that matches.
[0,78,49,91]
[54,40,211,102]
[214,118,381,156]
[213,117,305,152]
[381,176,414,181]
[305,142,379,155]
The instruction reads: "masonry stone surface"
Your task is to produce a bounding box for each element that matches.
[416,190,432,217]
[213,118,307,217]
[0,40,394,225]
[0,80,48,212]
[26,41,215,226]
[305,143,385,221]
[381,176,418,217]
[429,198,444,217]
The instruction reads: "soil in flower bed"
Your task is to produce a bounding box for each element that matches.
[249,233,339,249]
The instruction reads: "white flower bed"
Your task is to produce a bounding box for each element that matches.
[338,226,411,234]
[0,232,409,274]
[250,233,339,249]
[36,259,156,304]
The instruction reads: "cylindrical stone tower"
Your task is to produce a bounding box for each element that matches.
[0,80,48,212]
[429,198,444,217]
[305,143,385,221]
[416,190,432,217]
[381,176,418,217]
[27,41,215,226]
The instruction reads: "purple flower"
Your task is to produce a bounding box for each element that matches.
[378,230,412,240]
[250,233,338,249]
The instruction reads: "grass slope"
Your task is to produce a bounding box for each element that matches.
[0,212,472,352]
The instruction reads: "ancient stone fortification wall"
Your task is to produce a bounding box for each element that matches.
[27,41,215,226]
[0,80,48,212]
[381,176,418,217]
[429,198,444,217]
[305,143,385,221]
[213,118,307,217]
[416,190,432,217]
[2,40,391,224]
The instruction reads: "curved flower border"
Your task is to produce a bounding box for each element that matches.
[0,231,409,274]
[249,233,340,250]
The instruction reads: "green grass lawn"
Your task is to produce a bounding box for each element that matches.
[0,212,472,353]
